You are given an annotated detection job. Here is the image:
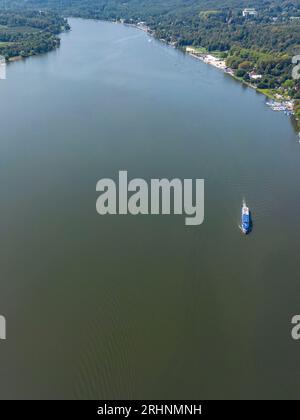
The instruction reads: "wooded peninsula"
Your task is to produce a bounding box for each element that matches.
[0,9,69,60]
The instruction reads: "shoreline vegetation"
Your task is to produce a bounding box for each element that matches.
[184,46,296,117]
[0,10,70,62]
[124,20,300,134]
[1,0,299,133]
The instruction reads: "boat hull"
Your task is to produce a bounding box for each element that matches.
[241,205,251,234]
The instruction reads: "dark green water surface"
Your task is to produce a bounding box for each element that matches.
[0,18,299,399]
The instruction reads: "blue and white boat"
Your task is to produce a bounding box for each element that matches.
[241,204,251,234]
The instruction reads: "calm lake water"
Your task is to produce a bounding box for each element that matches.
[0,18,300,399]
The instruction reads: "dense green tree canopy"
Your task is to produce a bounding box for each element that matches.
[1,1,299,97]
[0,9,69,59]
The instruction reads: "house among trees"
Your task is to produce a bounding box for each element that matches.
[249,71,262,81]
[242,8,258,18]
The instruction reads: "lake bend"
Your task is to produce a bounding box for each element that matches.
[0,18,299,399]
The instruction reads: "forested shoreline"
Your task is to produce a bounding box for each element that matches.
[1,0,300,129]
[0,9,69,60]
